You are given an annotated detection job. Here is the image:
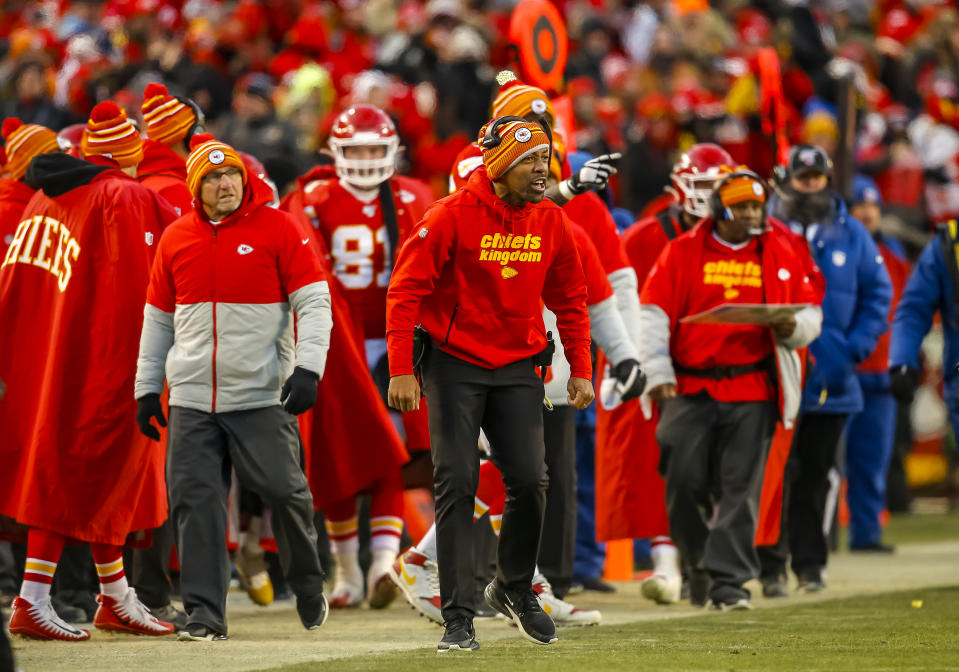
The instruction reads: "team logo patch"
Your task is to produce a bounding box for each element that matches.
[399,189,416,204]
[514,127,532,143]
[237,244,254,255]
[531,99,547,115]
[832,250,846,267]
[778,268,790,281]
[145,232,154,246]
[799,148,819,166]
[209,149,225,165]
[362,204,377,218]
[753,182,764,196]
[501,266,518,279]
[418,227,428,239]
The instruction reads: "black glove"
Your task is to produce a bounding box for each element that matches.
[136,393,167,441]
[561,153,621,197]
[612,358,646,402]
[281,366,319,415]
[888,365,920,405]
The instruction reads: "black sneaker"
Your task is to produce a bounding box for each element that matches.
[796,568,826,593]
[177,623,228,641]
[437,616,479,652]
[149,603,188,630]
[296,593,329,630]
[761,574,789,599]
[484,581,557,645]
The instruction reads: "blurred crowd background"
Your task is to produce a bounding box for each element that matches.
[2,0,957,503]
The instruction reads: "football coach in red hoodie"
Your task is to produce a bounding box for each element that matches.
[387,117,593,652]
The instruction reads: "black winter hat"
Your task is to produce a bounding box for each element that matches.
[787,144,833,178]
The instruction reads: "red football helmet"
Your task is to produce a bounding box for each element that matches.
[328,104,399,189]
[57,123,87,158]
[669,143,734,218]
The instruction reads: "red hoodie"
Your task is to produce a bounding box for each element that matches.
[0,177,35,254]
[387,166,591,378]
[136,139,193,218]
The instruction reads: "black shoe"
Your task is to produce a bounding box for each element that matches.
[437,616,479,652]
[149,603,188,630]
[850,542,895,554]
[177,623,228,641]
[50,595,87,623]
[484,581,557,645]
[796,568,826,593]
[761,574,789,599]
[688,571,710,607]
[577,577,616,593]
[296,593,329,630]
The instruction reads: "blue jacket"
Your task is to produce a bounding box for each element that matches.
[889,230,959,438]
[777,194,892,414]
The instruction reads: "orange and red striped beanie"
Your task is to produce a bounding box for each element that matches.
[491,72,555,125]
[141,82,198,146]
[717,167,766,208]
[480,119,550,181]
[2,118,59,181]
[185,133,247,197]
[81,101,144,167]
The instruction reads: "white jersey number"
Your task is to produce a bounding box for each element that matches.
[330,224,391,289]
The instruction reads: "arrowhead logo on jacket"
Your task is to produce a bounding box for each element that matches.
[237,244,254,255]
[362,204,377,218]
[145,232,154,246]
[502,266,518,279]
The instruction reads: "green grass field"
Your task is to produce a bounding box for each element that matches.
[274,586,959,672]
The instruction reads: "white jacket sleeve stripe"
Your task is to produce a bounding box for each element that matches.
[778,305,823,349]
[588,295,639,366]
[608,266,642,352]
[637,303,676,390]
[290,280,332,379]
[135,303,174,399]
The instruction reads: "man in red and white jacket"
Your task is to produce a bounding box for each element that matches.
[134,134,332,641]
[639,168,822,611]
[387,118,593,652]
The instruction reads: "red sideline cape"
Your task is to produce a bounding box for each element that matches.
[0,161,176,545]
[281,189,409,511]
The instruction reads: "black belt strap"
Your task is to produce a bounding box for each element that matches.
[378,179,399,260]
[656,208,679,241]
[673,354,775,380]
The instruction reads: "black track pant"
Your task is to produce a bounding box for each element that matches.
[422,348,547,623]
[538,405,576,598]
[759,411,848,578]
[167,405,325,634]
[656,394,776,604]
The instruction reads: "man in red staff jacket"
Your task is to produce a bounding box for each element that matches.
[386,117,593,652]
[638,168,823,610]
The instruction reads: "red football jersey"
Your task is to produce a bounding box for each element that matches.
[296,167,434,339]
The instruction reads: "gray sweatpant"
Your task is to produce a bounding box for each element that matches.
[167,405,325,633]
[656,394,775,605]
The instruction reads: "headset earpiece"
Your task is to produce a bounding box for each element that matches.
[176,96,206,145]
[482,115,528,150]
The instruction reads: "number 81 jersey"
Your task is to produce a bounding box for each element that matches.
[296,166,435,339]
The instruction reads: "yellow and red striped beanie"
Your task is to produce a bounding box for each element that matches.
[141,82,198,146]
[185,133,247,197]
[491,72,555,126]
[1,118,59,181]
[81,101,144,168]
[717,166,766,208]
[480,119,550,181]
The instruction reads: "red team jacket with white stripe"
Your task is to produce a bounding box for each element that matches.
[135,173,332,413]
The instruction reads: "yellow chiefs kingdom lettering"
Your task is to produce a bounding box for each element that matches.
[703,260,761,300]
[2,215,81,292]
[479,232,543,266]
